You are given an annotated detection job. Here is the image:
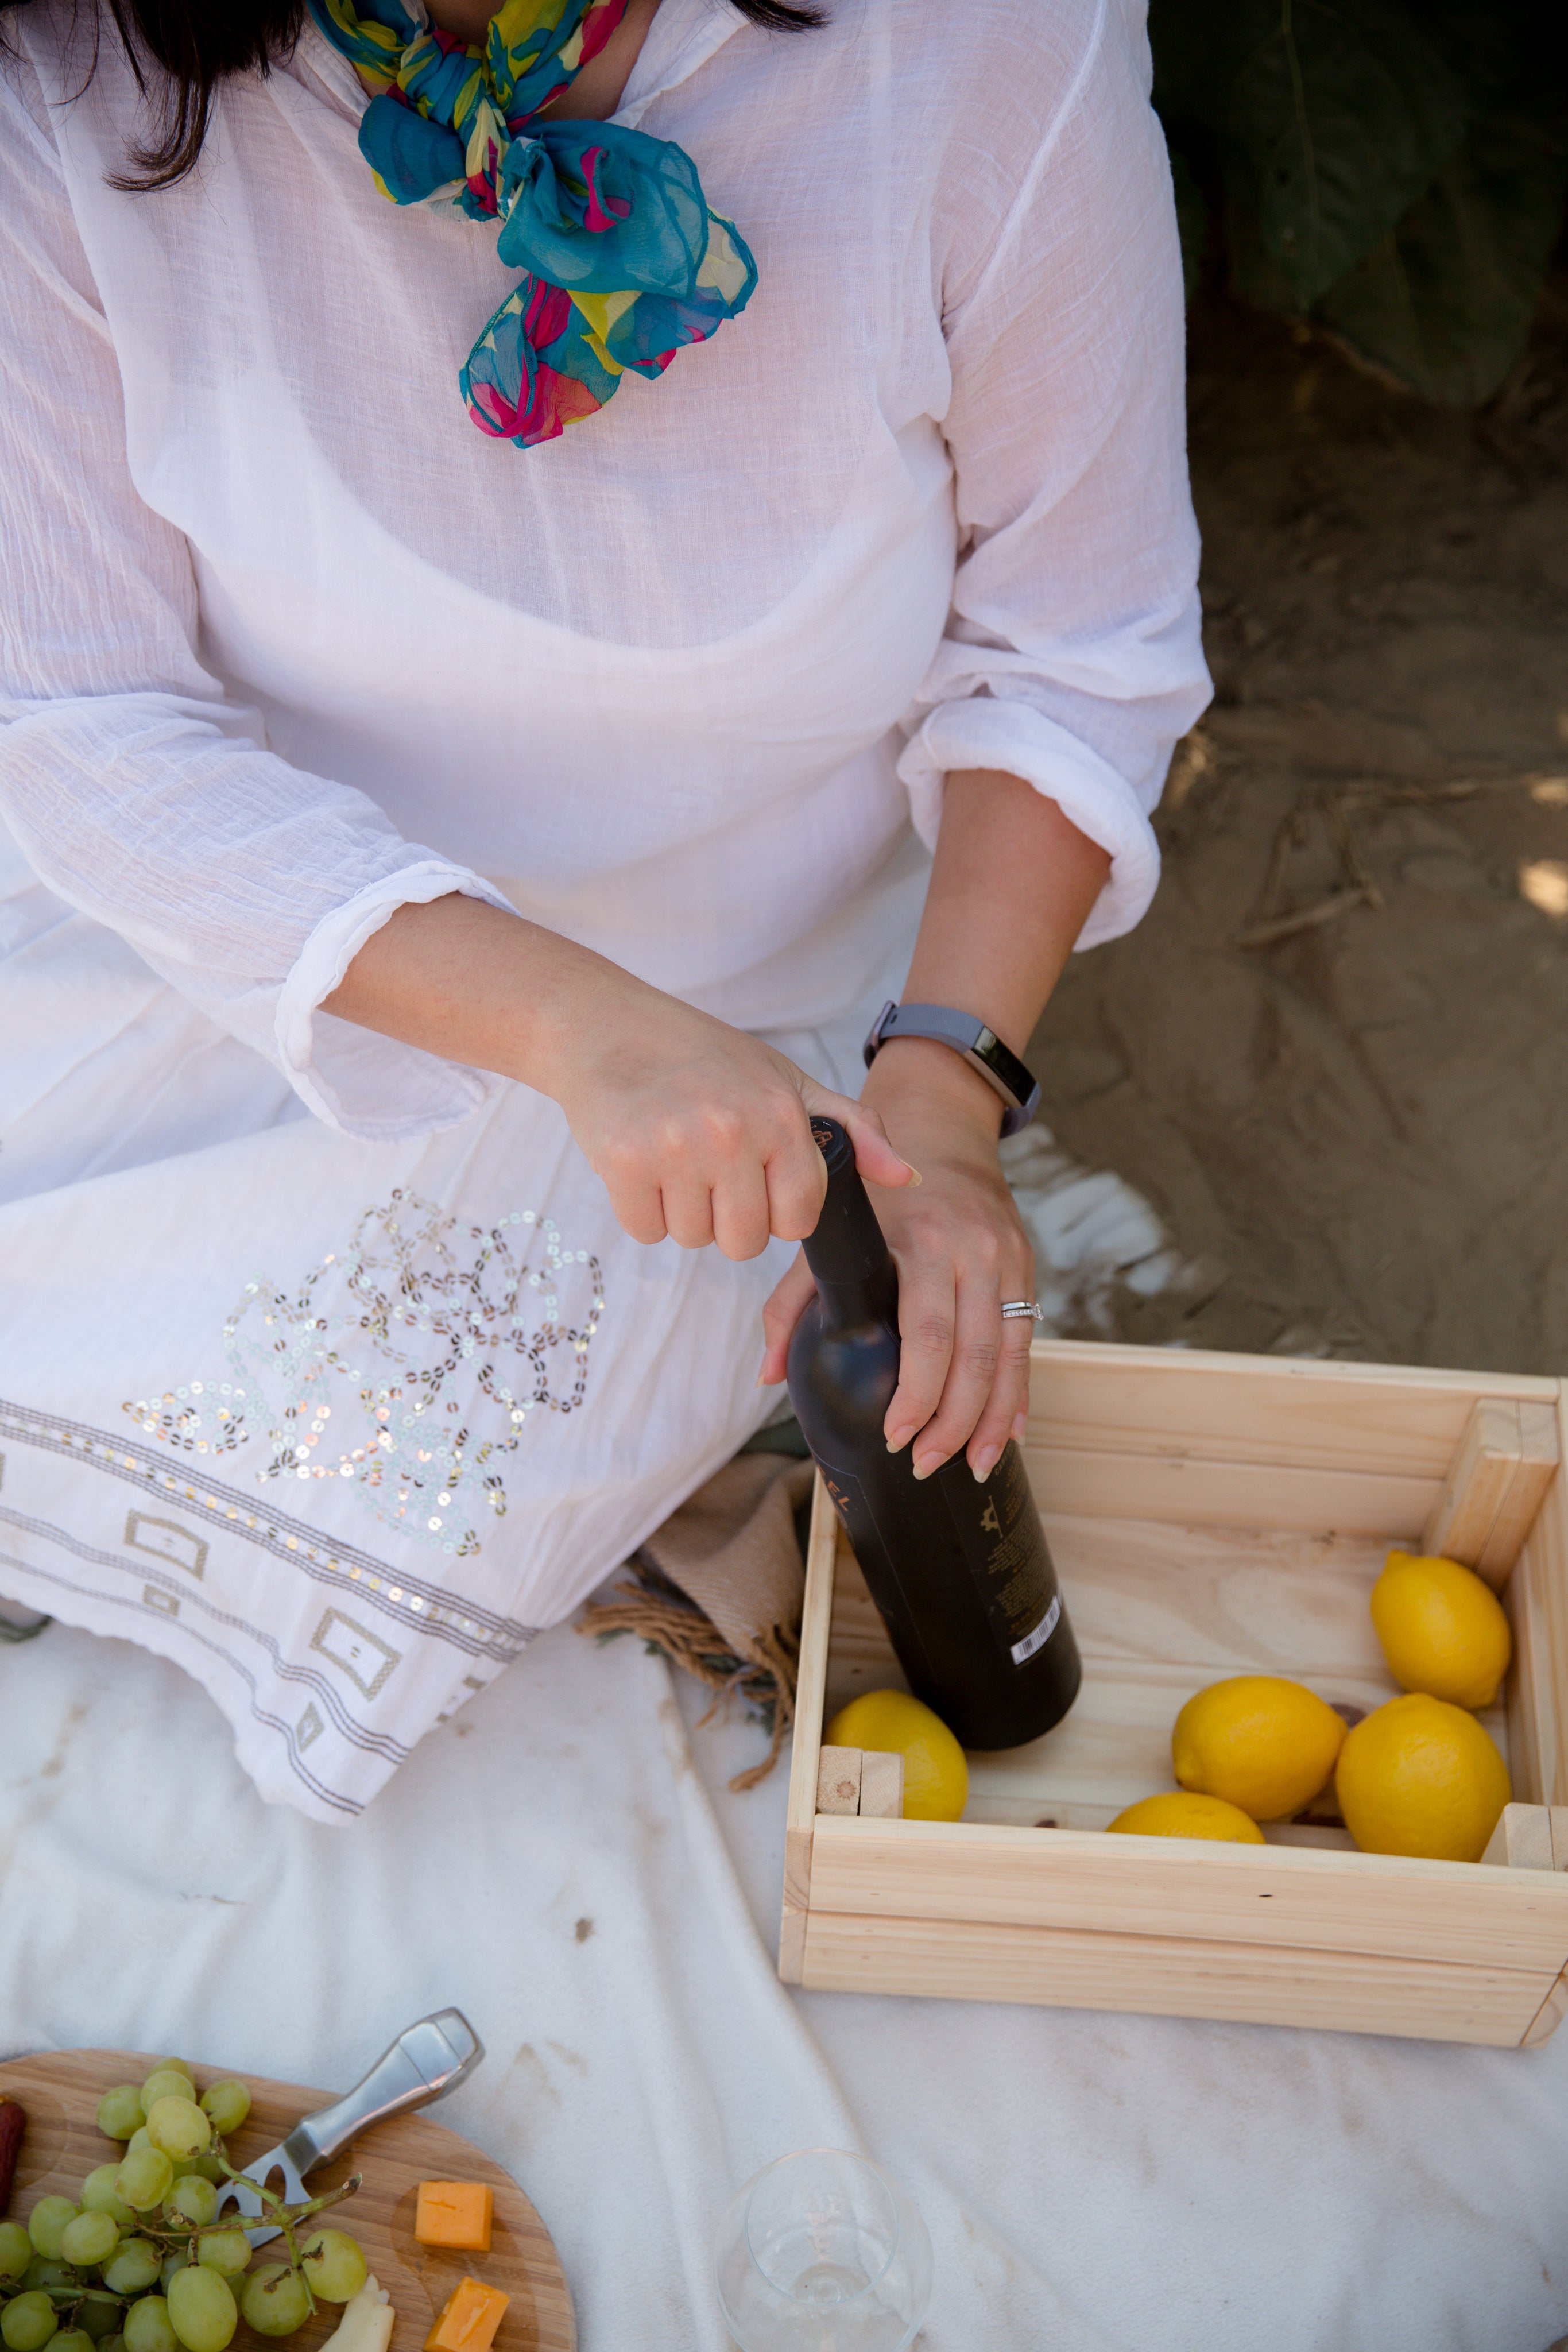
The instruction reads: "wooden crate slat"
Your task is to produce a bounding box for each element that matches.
[1023,1343,1555,1478]
[1422,1398,1561,1585]
[1507,1405,1568,1808]
[1480,1804,1555,1870]
[1024,1448,1435,1537]
[779,1476,838,1986]
[806,1816,1568,1971]
[1521,1962,1568,2048]
[799,1912,1553,2045]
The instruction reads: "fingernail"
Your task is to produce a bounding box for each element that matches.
[1012,1411,1028,1444]
[971,1445,1000,1484]
[755,1370,768,1387]
[903,1164,923,1187]
[885,1426,915,1454]
[912,1451,943,1481]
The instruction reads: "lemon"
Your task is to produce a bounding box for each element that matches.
[1106,1792,1265,1843]
[1335,1692,1511,1861]
[1171,1675,1347,1821]
[824,1689,968,1821]
[1370,1549,1512,1710]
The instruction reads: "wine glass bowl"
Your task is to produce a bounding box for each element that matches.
[714,2148,933,2350]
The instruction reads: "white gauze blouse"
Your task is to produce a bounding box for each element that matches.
[1,0,1207,1144]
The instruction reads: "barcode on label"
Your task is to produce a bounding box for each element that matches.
[1011,1591,1060,1666]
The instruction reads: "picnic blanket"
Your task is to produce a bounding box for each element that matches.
[3,1608,1567,2351]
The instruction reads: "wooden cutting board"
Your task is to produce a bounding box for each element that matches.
[0,2052,574,2352]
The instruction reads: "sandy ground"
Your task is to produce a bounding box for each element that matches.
[1020,283,1568,1376]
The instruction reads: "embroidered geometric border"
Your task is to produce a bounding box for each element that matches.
[0,1395,538,1665]
[0,1498,408,1765]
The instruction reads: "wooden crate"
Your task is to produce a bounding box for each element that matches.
[779,1340,1568,2045]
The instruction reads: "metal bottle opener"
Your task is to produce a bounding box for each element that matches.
[218,2009,484,2247]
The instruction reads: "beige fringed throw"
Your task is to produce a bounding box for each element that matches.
[579,1450,815,1790]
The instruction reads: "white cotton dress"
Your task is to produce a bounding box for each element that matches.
[0,0,1208,1818]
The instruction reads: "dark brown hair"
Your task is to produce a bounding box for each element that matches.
[5,0,823,189]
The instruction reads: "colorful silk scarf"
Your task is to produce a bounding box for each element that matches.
[309,0,758,447]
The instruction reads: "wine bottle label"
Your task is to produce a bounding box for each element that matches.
[939,1442,1061,1669]
[1009,1592,1060,1666]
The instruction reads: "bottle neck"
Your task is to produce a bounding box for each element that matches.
[802,1119,900,1331]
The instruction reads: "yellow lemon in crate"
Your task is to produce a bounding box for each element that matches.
[1335,1693,1511,1862]
[1106,1792,1265,1843]
[1172,1676,1347,1821]
[1370,1550,1512,1710]
[825,1690,968,1821]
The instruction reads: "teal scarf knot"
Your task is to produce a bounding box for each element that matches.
[310,0,758,446]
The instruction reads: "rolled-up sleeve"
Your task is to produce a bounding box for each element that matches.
[0,60,510,1140]
[898,0,1211,947]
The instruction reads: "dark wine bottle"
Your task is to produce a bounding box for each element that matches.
[786,1116,1081,1751]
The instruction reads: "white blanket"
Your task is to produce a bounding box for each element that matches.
[3,1615,1566,2351]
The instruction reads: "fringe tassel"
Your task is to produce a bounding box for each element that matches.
[578,1557,800,1790]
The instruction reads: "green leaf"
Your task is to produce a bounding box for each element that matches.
[1314,102,1568,404]
[1224,0,1466,309]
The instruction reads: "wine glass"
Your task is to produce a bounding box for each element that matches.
[713,2147,933,2351]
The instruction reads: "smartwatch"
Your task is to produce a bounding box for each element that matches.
[862,1000,1041,1136]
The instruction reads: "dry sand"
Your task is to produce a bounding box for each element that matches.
[1023,285,1568,1375]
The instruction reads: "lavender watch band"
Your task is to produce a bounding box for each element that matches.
[862,1000,1041,1137]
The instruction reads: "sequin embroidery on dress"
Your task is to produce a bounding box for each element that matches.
[124,1189,605,1558]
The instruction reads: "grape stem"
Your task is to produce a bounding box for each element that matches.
[0,2158,365,2332]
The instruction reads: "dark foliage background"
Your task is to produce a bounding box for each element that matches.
[1152,0,1568,404]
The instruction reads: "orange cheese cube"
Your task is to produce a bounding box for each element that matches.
[414,2180,494,2254]
[424,2276,509,2352]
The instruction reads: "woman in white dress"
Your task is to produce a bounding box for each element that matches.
[0,0,1207,1819]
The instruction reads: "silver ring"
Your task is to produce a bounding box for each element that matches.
[1001,1300,1046,1320]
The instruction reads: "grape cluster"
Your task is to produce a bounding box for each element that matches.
[0,2064,366,2352]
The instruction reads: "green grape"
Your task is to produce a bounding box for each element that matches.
[163,2181,216,2232]
[191,2238,248,2283]
[166,2266,237,2352]
[1,2293,59,2352]
[26,2202,79,2261]
[94,2090,145,2144]
[78,2169,135,2233]
[73,2300,123,2344]
[100,2239,162,2298]
[193,2086,247,2142]
[158,2259,188,2295]
[20,2261,74,2295]
[146,2063,193,2090]
[238,2267,311,2339]
[98,2337,126,2352]
[142,2105,207,2167]
[114,2149,172,2215]
[0,2222,32,2280]
[187,2159,224,2191]
[49,2329,95,2352]
[60,2212,120,2270]
[298,2232,365,2305]
[138,2076,191,2115]
[122,2300,177,2352]
[123,2136,152,2162]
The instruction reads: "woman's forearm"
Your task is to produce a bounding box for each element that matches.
[862,768,1110,1131]
[901,768,1109,1043]
[322,893,650,1096]
[322,891,916,1258]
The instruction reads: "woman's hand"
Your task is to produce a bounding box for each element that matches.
[759,1038,1037,1481]
[539,981,919,1259]
[323,894,919,1256]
